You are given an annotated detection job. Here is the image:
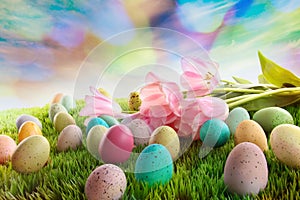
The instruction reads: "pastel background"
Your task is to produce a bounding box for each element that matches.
[1,0,300,111]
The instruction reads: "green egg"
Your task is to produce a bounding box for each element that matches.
[49,103,68,122]
[253,107,294,134]
[99,115,120,127]
[200,118,230,148]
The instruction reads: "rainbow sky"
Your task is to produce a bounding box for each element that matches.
[1,0,300,110]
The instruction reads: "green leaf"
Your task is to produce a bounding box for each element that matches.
[258,74,270,84]
[232,76,252,84]
[230,94,300,111]
[258,51,300,87]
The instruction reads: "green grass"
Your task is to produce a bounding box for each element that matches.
[1,101,300,199]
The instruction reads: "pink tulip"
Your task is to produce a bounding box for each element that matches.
[79,86,122,125]
[138,72,183,130]
[177,97,229,138]
[180,57,220,98]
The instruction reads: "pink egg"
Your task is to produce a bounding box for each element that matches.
[99,125,134,164]
[85,164,127,200]
[0,135,17,164]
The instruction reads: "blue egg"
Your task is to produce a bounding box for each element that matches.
[99,115,120,127]
[86,117,109,135]
[135,144,173,186]
[200,119,230,148]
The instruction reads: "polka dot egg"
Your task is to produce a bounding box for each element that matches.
[85,164,127,200]
[224,142,268,195]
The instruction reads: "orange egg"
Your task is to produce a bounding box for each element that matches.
[18,121,42,143]
[51,93,64,104]
[0,135,17,164]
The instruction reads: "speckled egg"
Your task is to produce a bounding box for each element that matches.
[225,107,250,135]
[128,91,141,111]
[200,119,230,148]
[0,135,17,164]
[125,119,151,146]
[18,121,43,143]
[86,117,109,135]
[135,144,173,186]
[85,164,127,200]
[99,125,134,164]
[253,107,294,134]
[49,103,68,122]
[12,135,50,173]
[224,142,268,195]
[149,126,180,160]
[99,115,120,127]
[270,124,300,168]
[60,94,76,112]
[57,125,82,152]
[86,125,108,159]
[16,114,42,130]
[53,112,76,133]
[234,120,268,152]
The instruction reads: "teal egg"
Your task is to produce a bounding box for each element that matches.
[225,107,250,135]
[135,144,173,186]
[86,117,109,135]
[60,95,76,112]
[200,119,230,147]
[99,115,120,127]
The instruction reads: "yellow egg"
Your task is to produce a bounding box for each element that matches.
[18,121,43,143]
[128,91,141,111]
[12,135,50,173]
[149,126,180,160]
[53,112,76,133]
[234,120,268,152]
[98,88,111,98]
[271,124,300,168]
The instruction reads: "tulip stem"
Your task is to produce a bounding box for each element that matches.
[228,87,300,108]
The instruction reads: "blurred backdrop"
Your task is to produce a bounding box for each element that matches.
[1,0,300,111]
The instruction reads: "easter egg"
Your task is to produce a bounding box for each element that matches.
[225,107,250,135]
[128,91,141,111]
[57,125,82,152]
[51,92,64,104]
[234,120,268,152]
[99,115,120,127]
[16,114,42,130]
[253,107,294,134]
[99,125,134,164]
[53,112,76,133]
[49,103,68,122]
[12,135,50,173]
[0,135,17,164]
[98,88,111,98]
[135,144,173,186]
[86,125,108,159]
[86,117,109,135]
[200,119,230,148]
[60,94,76,112]
[224,142,268,195]
[270,124,300,168]
[125,119,151,146]
[18,121,43,143]
[85,164,126,200]
[149,126,180,160]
